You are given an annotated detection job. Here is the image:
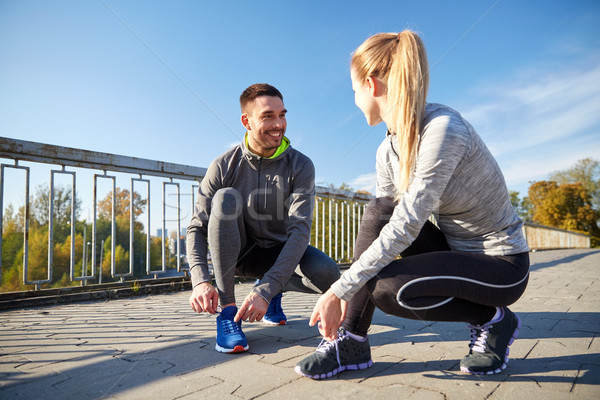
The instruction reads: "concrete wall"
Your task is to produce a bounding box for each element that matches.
[523,223,591,250]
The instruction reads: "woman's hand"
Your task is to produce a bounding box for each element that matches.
[309,288,347,341]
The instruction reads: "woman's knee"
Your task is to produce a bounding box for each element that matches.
[363,197,396,222]
[354,197,396,259]
[365,269,415,313]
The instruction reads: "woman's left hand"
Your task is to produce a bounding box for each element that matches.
[309,288,347,341]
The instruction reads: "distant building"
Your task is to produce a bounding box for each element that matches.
[168,230,186,256]
[156,228,168,238]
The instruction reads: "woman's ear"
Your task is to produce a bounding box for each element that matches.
[366,76,386,97]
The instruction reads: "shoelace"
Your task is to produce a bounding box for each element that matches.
[468,322,492,353]
[316,332,349,367]
[468,325,482,349]
[220,317,242,335]
[468,308,505,353]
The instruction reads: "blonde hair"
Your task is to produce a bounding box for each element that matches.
[351,30,429,196]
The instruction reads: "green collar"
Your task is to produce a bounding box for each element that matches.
[245,133,290,159]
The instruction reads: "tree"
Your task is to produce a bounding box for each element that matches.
[549,158,600,209]
[31,184,81,244]
[528,181,600,237]
[1,204,24,273]
[96,188,162,278]
[1,184,161,292]
[98,188,146,221]
[338,182,354,192]
[509,190,533,222]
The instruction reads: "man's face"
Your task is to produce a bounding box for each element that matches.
[242,96,287,158]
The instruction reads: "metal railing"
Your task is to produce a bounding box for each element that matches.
[313,187,371,263]
[0,137,205,290]
[0,137,370,292]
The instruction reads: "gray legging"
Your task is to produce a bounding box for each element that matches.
[208,188,340,305]
[343,197,529,337]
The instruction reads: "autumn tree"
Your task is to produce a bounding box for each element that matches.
[528,181,600,239]
[1,204,23,274]
[549,158,600,209]
[95,188,166,278]
[97,188,146,222]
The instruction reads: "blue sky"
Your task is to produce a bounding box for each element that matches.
[1,0,599,202]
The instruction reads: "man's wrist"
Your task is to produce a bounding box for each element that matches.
[250,289,269,305]
[193,280,212,289]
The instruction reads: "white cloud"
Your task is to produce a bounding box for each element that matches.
[458,55,600,192]
[463,61,600,153]
[350,172,377,194]
[344,55,600,198]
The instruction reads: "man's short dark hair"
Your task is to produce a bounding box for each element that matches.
[240,83,283,114]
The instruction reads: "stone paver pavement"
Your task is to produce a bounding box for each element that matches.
[1,249,599,399]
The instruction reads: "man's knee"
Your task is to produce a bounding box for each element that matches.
[300,248,340,286]
[313,259,340,283]
[211,188,243,219]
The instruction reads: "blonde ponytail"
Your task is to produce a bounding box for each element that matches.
[351,30,429,198]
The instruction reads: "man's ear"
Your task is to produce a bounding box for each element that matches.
[241,113,251,130]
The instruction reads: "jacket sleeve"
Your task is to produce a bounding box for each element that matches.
[331,115,470,301]
[186,160,221,287]
[252,157,315,302]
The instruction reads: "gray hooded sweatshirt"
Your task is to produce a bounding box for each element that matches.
[186,137,315,302]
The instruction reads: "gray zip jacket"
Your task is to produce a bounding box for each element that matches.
[331,103,529,301]
[186,137,315,302]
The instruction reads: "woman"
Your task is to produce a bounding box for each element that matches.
[295,30,530,379]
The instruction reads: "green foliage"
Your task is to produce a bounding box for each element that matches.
[549,158,600,209]
[509,190,533,222]
[311,183,369,262]
[1,185,162,292]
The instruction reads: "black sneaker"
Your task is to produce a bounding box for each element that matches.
[460,307,521,375]
[295,328,373,379]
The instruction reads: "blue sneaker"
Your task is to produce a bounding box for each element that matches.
[263,293,287,325]
[215,305,249,353]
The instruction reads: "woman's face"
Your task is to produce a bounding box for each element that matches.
[351,69,382,126]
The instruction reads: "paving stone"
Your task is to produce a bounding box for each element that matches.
[0,249,599,399]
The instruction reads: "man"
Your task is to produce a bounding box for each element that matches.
[186,83,340,353]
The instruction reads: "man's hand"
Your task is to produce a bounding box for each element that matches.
[234,292,269,323]
[189,282,219,314]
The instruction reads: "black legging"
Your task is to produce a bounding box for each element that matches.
[342,197,529,337]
